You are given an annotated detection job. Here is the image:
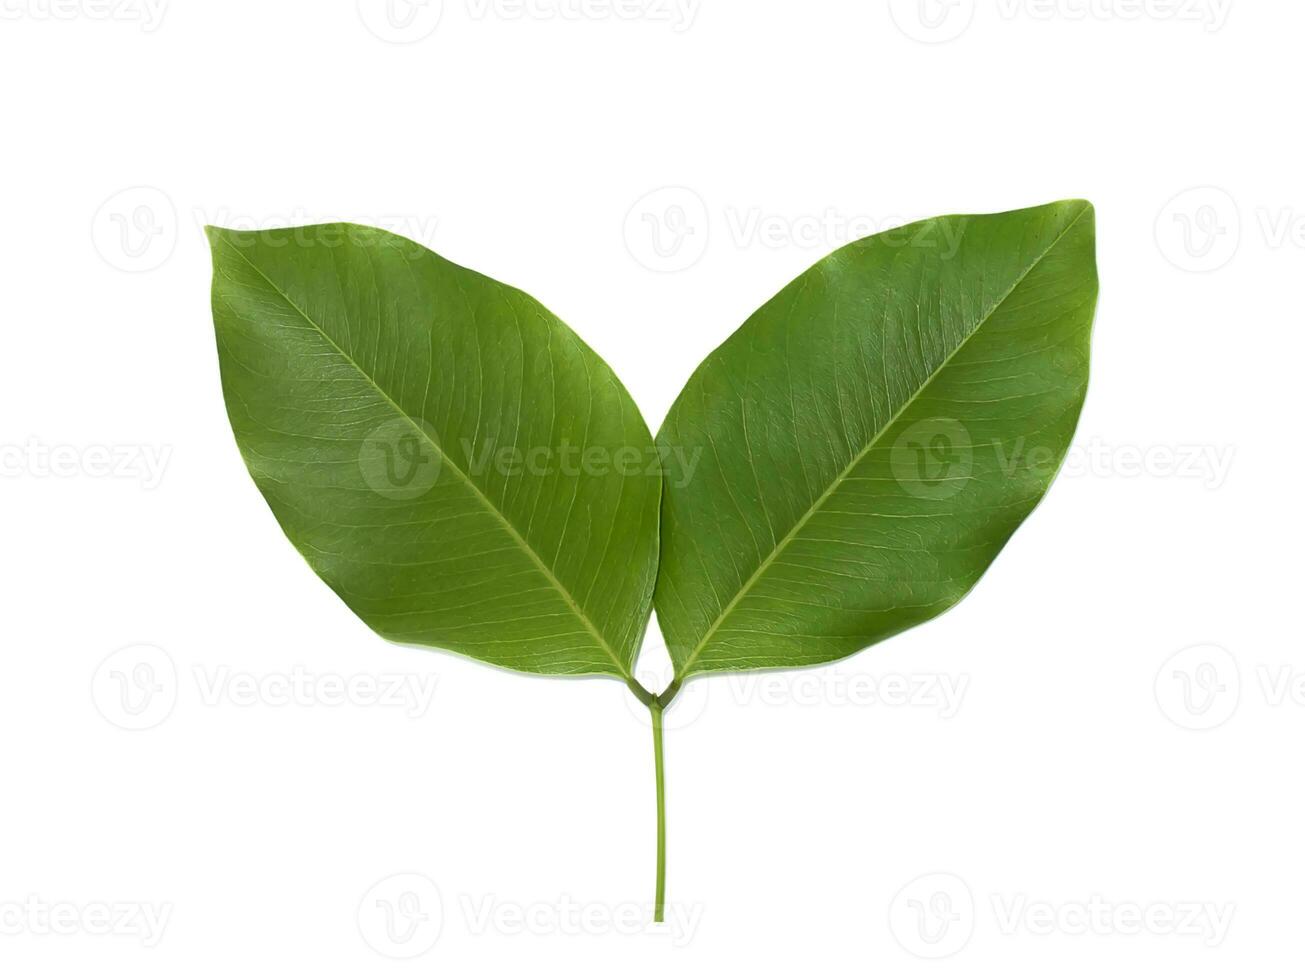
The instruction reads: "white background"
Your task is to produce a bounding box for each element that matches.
[0,1,1299,976]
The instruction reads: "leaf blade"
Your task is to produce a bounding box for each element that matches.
[209,223,660,677]
[655,200,1098,677]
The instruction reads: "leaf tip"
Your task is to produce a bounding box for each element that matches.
[1059,198,1095,222]
[203,224,228,250]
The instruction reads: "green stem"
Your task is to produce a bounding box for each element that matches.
[626,675,656,707]
[650,701,667,922]
[656,676,681,709]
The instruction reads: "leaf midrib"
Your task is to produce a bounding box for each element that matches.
[220,239,631,679]
[676,204,1091,675]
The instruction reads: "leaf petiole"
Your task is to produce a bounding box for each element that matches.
[626,676,656,706]
[650,701,667,923]
[629,673,678,920]
[655,677,681,709]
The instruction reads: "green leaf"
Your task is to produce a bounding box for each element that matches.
[654,200,1098,678]
[207,223,660,678]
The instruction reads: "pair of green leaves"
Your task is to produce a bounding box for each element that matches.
[208,200,1097,692]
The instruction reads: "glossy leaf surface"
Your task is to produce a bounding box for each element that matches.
[654,200,1098,677]
[209,223,660,677]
